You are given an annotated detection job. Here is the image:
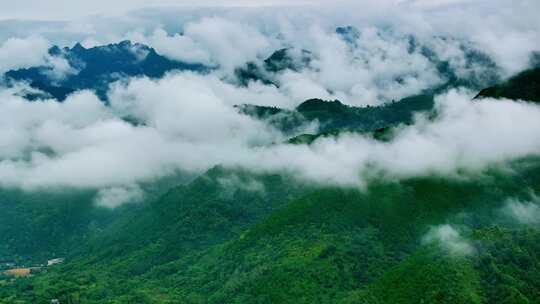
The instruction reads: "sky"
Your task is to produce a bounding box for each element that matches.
[0,0,489,21]
[0,0,539,207]
[0,1,473,20]
[1,0,346,20]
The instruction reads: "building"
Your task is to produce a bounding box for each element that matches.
[4,268,31,277]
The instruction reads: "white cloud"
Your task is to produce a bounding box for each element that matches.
[501,199,540,225]
[232,90,540,185]
[3,73,540,195]
[407,0,473,9]
[422,224,474,256]
[126,17,276,72]
[95,184,144,208]
[217,174,266,199]
[126,28,212,65]
[0,0,326,21]
[182,17,272,72]
[0,36,50,74]
[0,1,539,208]
[107,72,282,143]
[1,0,537,83]
[0,73,285,190]
[42,55,80,83]
[276,26,443,106]
[0,35,80,82]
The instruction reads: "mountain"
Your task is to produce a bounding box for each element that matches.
[235,47,313,86]
[0,167,315,302]
[264,48,313,73]
[474,67,540,102]
[3,160,539,303]
[0,172,195,267]
[412,37,501,91]
[237,93,434,140]
[1,37,539,303]
[0,189,113,264]
[235,27,500,105]
[336,26,501,91]
[294,95,432,132]
[3,41,208,101]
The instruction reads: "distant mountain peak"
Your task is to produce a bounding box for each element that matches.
[474,67,540,102]
[72,42,85,52]
[3,40,209,101]
[296,98,346,113]
[48,45,63,56]
[235,47,313,86]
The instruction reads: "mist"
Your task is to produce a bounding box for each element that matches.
[0,0,539,206]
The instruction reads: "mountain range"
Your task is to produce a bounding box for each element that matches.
[1,34,539,303]
[3,40,208,101]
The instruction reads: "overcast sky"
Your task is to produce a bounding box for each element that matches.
[1,0,332,20]
[0,0,475,21]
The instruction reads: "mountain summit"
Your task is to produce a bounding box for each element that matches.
[4,40,208,101]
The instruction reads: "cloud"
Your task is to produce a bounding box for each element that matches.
[41,55,80,83]
[125,17,275,72]
[273,26,444,106]
[1,0,537,83]
[0,73,285,190]
[409,0,540,75]
[0,35,79,82]
[233,90,540,185]
[407,0,473,9]
[0,0,329,21]
[94,184,144,208]
[0,1,540,208]
[126,28,212,65]
[3,72,540,196]
[182,17,272,73]
[0,36,50,74]
[133,29,213,65]
[422,224,474,256]
[217,174,266,199]
[501,199,540,225]
[107,72,284,143]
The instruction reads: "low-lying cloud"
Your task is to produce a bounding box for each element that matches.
[501,198,540,225]
[422,224,474,256]
[95,184,144,208]
[1,1,540,206]
[237,90,540,185]
[2,72,540,196]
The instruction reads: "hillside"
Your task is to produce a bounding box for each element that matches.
[2,160,539,303]
[0,189,113,265]
[475,67,540,102]
[238,94,434,141]
[0,172,196,267]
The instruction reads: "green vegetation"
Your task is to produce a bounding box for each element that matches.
[475,67,540,102]
[238,94,434,140]
[0,188,112,264]
[0,172,194,265]
[2,160,539,303]
[234,48,312,86]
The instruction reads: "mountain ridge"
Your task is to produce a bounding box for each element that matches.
[3,40,209,101]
